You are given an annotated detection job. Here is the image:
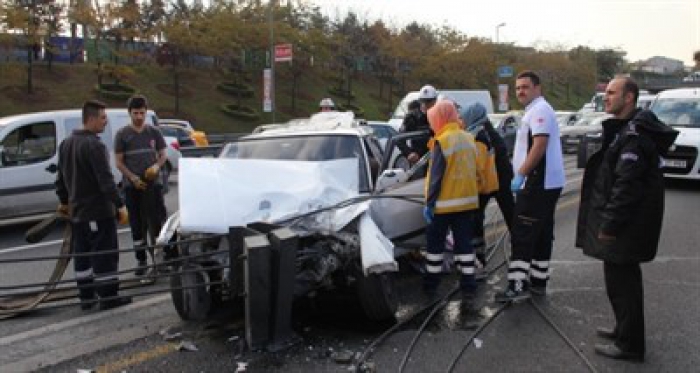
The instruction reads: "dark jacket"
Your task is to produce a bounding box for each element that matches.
[56,129,124,222]
[483,120,514,189]
[398,109,430,157]
[575,109,678,263]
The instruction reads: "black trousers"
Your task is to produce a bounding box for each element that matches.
[507,187,561,287]
[604,261,645,355]
[124,184,166,262]
[473,188,515,264]
[72,218,120,299]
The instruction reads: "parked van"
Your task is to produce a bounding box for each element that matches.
[388,90,494,131]
[0,109,178,226]
[650,88,700,180]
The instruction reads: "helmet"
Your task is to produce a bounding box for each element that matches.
[418,85,438,101]
[319,98,335,108]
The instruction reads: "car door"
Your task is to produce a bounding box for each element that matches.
[0,119,61,220]
[370,132,429,248]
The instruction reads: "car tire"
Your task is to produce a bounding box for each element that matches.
[170,265,212,321]
[356,271,398,322]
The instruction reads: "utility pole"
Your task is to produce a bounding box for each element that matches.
[268,0,276,123]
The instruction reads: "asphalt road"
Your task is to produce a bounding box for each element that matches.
[2,158,699,372]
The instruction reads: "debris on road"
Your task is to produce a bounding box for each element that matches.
[177,340,199,352]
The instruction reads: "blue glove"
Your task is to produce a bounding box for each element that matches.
[423,206,434,224]
[510,174,525,193]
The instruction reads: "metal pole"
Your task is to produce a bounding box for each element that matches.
[495,23,506,112]
[269,0,276,123]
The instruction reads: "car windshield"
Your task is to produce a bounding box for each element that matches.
[651,98,700,127]
[221,134,371,192]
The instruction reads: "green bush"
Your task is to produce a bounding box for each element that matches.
[217,82,254,98]
[220,103,260,121]
[337,103,365,117]
[328,86,355,99]
[96,83,136,100]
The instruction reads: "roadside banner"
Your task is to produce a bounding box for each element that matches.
[274,43,293,63]
[498,84,509,112]
[263,68,272,112]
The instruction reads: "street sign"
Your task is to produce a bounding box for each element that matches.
[263,69,272,112]
[274,44,292,63]
[498,66,513,78]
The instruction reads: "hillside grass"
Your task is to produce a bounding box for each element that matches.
[0,62,589,133]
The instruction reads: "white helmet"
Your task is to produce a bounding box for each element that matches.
[319,98,335,108]
[418,85,438,101]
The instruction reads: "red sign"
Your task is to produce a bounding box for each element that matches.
[274,44,293,62]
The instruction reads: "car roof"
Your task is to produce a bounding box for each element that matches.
[655,88,700,99]
[250,112,372,138]
[0,108,154,128]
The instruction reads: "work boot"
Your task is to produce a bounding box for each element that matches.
[494,280,531,303]
[99,295,133,311]
[134,260,148,277]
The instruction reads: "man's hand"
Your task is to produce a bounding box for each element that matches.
[598,231,616,243]
[407,152,420,164]
[144,164,160,182]
[510,174,525,192]
[117,207,129,225]
[131,176,148,190]
[57,203,69,217]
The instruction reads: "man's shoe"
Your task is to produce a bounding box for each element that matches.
[134,260,147,277]
[596,327,617,340]
[99,296,133,311]
[594,343,644,362]
[494,281,530,303]
[79,298,97,311]
[530,285,546,296]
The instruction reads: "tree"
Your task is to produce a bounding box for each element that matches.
[595,48,626,82]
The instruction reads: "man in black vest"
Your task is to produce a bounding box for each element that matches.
[576,76,678,362]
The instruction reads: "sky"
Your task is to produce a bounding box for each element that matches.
[310,0,699,66]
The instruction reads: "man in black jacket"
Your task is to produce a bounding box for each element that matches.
[56,100,132,311]
[576,77,678,362]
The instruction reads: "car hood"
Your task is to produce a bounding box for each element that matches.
[178,158,360,234]
[671,126,700,147]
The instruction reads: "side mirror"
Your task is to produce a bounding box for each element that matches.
[375,169,408,193]
[0,145,5,167]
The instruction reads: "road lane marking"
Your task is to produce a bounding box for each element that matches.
[0,228,131,255]
[0,294,169,347]
[98,343,177,373]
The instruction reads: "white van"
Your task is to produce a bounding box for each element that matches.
[388,90,494,131]
[650,88,700,180]
[0,109,178,225]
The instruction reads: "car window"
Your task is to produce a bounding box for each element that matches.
[0,121,56,167]
[652,98,700,127]
[222,135,370,192]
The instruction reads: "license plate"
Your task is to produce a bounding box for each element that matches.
[663,159,687,168]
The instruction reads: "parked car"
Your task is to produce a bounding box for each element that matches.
[650,88,700,180]
[389,90,494,131]
[159,112,430,322]
[556,111,580,127]
[560,112,610,153]
[365,120,398,150]
[487,112,520,156]
[158,124,196,148]
[159,119,209,146]
[0,109,180,226]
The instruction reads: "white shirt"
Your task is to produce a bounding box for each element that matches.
[513,96,565,189]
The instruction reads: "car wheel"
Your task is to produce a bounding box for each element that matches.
[356,271,398,322]
[170,265,212,321]
[161,162,172,194]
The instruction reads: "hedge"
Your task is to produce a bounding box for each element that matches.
[219,103,260,121]
[217,82,254,98]
[328,87,355,99]
[96,83,136,100]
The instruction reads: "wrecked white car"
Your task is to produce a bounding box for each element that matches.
[159,112,432,333]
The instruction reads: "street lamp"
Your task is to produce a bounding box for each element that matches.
[495,22,506,44]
